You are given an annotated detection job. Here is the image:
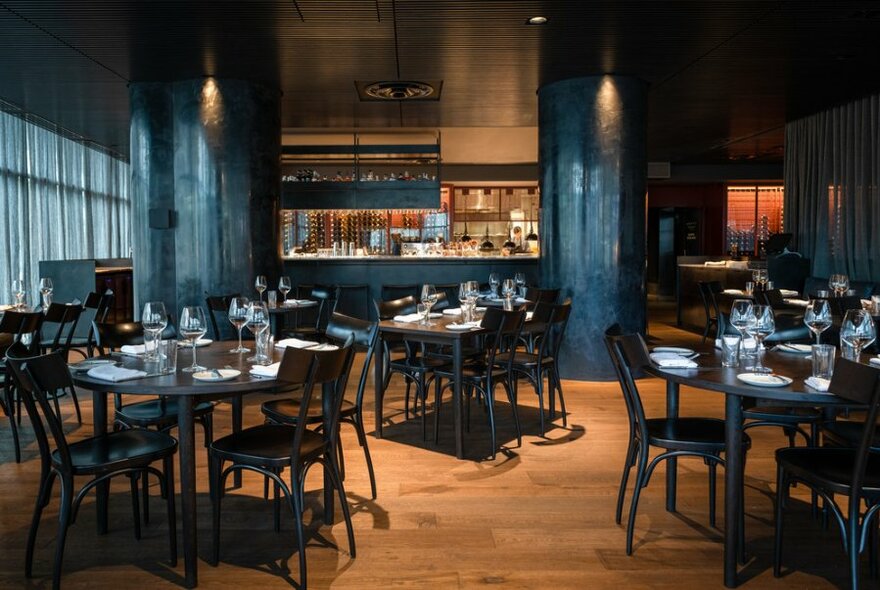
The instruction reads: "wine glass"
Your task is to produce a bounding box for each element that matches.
[278,276,292,304]
[829,273,849,297]
[420,284,438,324]
[228,297,250,353]
[840,309,876,360]
[489,272,500,297]
[141,301,168,361]
[179,306,208,372]
[730,299,755,369]
[502,278,516,305]
[745,305,775,374]
[39,277,53,310]
[803,299,832,345]
[11,278,25,309]
[514,272,526,298]
[245,302,270,363]
[255,275,268,303]
[459,282,472,322]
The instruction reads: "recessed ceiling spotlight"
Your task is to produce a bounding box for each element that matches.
[526,16,548,25]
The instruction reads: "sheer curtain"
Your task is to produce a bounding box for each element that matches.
[0,109,130,305]
[784,93,880,281]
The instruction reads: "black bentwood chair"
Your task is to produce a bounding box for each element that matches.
[5,349,178,590]
[604,326,751,555]
[67,291,114,360]
[262,312,380,498]
[697,280,722,345]
[209,342,357,590]
[0,310,43,463]
[774,359,880,589]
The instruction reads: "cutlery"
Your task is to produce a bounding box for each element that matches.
[211,368,224,379]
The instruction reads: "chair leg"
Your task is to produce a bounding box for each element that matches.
[210,454,223,566]
[773,465,788,577]
[433,377,443,445]
[809,422,819,520]
[325,455,356,558]
[534,371,546,436]
[5,382,21,463]
[130,474,142,540]
[502,381,522,447]
[69,389,83,425]
[142,470,150,525]
[352,415,377,499]
[849,516,861,590]
[552,366,567,427]
[53,475,75,589]
[485,384,497,460]
[292,473,308,590]
[274,470,282,533]
[164,455,177,566]
[26,470,56,578]
[708,459,717,529]
[615,439,637,525]
[625,453,649,555]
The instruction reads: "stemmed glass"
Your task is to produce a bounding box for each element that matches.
[829,273,849,297]
[255,275,268,303]
[514,272,526,299]
[141,301,168,361]
[840,309,876,360]
[502,278,516,308]
[278,276,292,304]
[245,302,270,363]
[745,305,775,374]
[228,297,250,353]
[420,284,438,324]
[489,272,500,298]
[39,278,53,310]
[803,299,832,345]
[179,306,208,372]
[730,299,755,368]
[11,279,25,309]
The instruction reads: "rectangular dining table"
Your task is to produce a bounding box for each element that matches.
[373,315,486,459]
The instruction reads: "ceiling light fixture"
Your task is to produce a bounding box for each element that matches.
[526,16,548,25]
[356,80,442,101]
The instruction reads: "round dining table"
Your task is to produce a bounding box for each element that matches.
[71,342,334,588]
[643,347,854,588]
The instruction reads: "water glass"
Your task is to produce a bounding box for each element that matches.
[417,303,429,324]
[744,281,754,296]
[254,330,273,365]
[721,334,741,367]
[811,344,835,379]
[267,290,277,308]
[158,339,178,374]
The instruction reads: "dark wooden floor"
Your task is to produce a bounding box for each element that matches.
[0,305,855,588]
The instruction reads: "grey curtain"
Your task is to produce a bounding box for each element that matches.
[784,93,880,282]
[0,110,130,304]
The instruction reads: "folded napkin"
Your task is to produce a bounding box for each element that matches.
[775,343,812,354]
[804,376,830,392]
[0,304,13,311]
[704,260,727,267]
[275,338,320,349]
[393,313,425,323]
[119,344,147,355]
[779,289,799,297]
[526,311,534,321]
[250,362,280,378]
[870,357,880,368]
[783,298,810,307]
[649,352,698,369]
[443,308,462,316]
[449,321,482,329]
[715,337,757,349]
[283,299,313,307]
[87,364,148,382]
[722,289,744,295]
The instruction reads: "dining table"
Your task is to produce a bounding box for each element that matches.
[266,299,318,338]
[643,346,856,588]
[71,341,335,588]
[373,312,488,459]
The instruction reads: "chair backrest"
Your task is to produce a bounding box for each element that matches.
[373,295,417,320]
[829,295,864,318]
[326,312,379,411]
[94,320,177,354]
[827,358,880,498]
[432,291,450,312]
[0,310,44,356]
[525,287,560,305]
[41,303,84,353]
[71,292,102,340]
[277,340,355,466]
[545,298,572,359]
[761,288,786,308]
[205,293,240,341]
[604,328,651,444]
[481,307,526,368]
[381,284,418,302]
[5,350,76,471]
[309,285,335,331]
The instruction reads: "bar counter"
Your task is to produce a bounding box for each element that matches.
[282,254,539,319]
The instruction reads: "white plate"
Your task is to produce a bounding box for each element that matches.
[737,373,793,387]
[775,343,812,355]
[69,359,117,371]
[192,369,240,382]
[445,323,479,331]
[653,346,695,355]
[178,338,213,348]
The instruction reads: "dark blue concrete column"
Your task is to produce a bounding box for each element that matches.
[130,78,281,314]
[538,76,647,380]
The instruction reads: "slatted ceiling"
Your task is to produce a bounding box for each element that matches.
[1,2,880,161]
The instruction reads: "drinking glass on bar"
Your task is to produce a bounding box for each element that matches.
[179,306,208,372]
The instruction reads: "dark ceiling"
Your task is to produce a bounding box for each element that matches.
[1,1,879,164]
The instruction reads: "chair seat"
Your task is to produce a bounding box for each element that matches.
[59,430,178,475]
[434,361,508,381]
[210,423,324,467]
[390,356,448,372]
[743,405,823,423]
[495,351,554,368]
[262,396,356,424]
[646,417,751,452]
[116,398,214,426]
[823,420,880,449]
[777,447,880,495]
